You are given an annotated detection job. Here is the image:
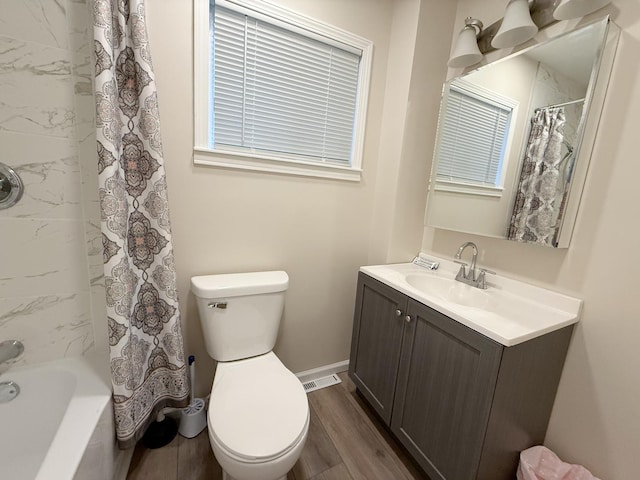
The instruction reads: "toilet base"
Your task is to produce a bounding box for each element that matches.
[222,472,285,480]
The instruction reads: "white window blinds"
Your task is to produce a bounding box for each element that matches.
[436,86,512,187]
[212,4,361,166]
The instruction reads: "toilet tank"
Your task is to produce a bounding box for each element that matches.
[190,271,289,362]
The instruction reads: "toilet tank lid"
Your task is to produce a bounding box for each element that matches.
[191,271,289,298]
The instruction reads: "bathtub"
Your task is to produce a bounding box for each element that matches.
[0,353,114,480]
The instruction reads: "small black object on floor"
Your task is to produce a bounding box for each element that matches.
[142,416,178,449]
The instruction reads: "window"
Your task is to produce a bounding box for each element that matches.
[434,80,517,196]
[194,0,373,181]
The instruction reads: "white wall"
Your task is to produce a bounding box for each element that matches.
[145,0,457,397]
[382,0,458,263]
[0,0,106,366]
[422,1,640,478]
[146,0,390,395]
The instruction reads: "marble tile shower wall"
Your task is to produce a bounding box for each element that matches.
[532,63,585,147]
[0,0,107,365]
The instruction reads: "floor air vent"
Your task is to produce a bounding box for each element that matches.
[302,373,342,393]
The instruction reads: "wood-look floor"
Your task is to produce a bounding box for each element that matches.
[127,372,427,480]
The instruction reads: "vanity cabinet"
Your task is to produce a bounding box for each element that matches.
[349,272,574,480]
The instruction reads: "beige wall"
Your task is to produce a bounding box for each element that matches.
[146,0,640,476]
[422,1,640,478]
[146,0,456,398]
[387,0,457,262]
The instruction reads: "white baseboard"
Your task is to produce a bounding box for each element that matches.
[295,360,350,383]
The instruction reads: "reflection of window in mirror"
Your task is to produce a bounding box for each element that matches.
[435,80,518,197]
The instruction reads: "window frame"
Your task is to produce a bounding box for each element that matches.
[432,79,519,197]
[193,0,373,181]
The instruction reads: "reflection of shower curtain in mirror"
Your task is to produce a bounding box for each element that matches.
[508,108,566,246]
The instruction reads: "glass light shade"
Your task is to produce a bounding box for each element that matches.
[554,0,611,20]
[491,0,538,49]
[448,26,483,68]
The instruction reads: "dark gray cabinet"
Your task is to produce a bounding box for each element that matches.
[349,276,407,424]
[349,272,574,480]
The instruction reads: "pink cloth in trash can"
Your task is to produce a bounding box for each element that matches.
[517,446,600,480]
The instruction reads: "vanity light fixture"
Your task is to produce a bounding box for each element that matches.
[468,0,612,55]
[553,0,612,20]
[492,0,539,48]
[448,17,484,68]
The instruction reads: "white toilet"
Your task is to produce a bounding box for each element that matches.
[190,271,309,480]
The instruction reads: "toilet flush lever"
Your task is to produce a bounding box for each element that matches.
[207,302,227,309]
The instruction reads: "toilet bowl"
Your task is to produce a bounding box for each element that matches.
[191,271,309,480]
[208,352,309,480]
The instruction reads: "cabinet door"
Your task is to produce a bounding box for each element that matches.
[391,299,503,480]
[349,273,407,424]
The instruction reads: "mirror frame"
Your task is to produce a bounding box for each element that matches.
[426,16,620,248]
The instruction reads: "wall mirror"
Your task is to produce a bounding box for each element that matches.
[426,16,619,248]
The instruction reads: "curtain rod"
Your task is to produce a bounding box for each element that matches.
[535,98,586,112]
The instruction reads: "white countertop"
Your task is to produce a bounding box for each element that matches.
[360,257,582,347]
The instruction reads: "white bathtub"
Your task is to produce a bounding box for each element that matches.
[0,353,113,480]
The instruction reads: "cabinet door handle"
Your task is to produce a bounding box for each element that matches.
[405,315,412,323]
[395,309,402,317]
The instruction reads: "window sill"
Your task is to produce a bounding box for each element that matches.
[434,180,503,198]
[193,147,362,182]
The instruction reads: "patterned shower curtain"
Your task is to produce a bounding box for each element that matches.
[92,0,189,448]
[507,107,566,247]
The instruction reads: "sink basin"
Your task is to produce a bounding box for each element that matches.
[405,273,454,296]
[405,273,493,310]
[360,261,582,347]
[445,282,493,309]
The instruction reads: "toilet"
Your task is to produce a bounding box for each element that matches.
[190,271,309,480]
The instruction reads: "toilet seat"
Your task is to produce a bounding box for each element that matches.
[208,352,309,463]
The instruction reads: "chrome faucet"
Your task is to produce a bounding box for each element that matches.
[455,242,478,279]
[454,242,494,289]
[0,340,24,365]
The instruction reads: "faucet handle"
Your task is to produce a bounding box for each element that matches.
[477,268,496,289]
[453,260,468,281]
